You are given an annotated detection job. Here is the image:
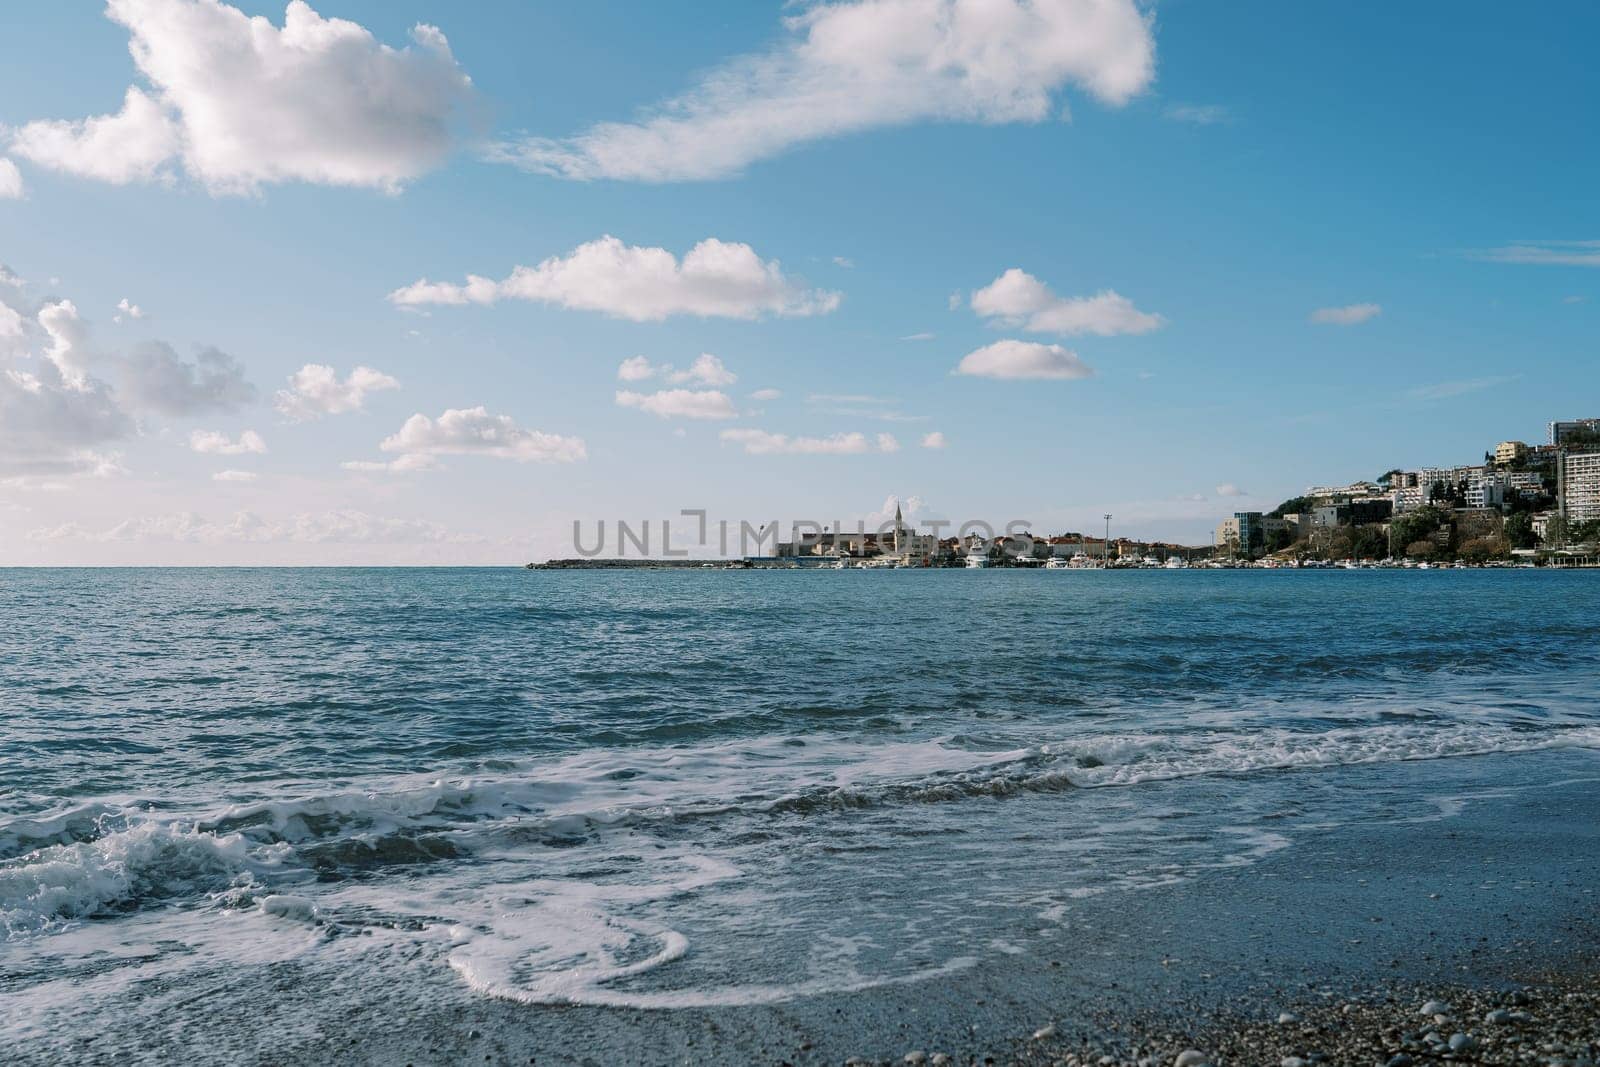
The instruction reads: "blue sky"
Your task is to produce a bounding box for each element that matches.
[0,0,1594,563]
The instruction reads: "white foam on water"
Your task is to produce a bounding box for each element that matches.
[3,713,1598,1022]
[0,821,292,937]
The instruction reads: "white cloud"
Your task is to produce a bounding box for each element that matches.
[0,367,131,477]
[832,256,855,269]
[1215,483,1246,497]
[212,469,257,483]
[493,0,1155,181]
[30,509,484,545]
[189,429,266,455]
[954,339,1095,380]
[9,0,474,194]
[1164,103,1229,125]
[673,353,736,386]
[0,158,24,199]
[1309,302,1381,325]
[617,355,655,381]
[1473,240,1600,267]
[614,352,737,386]
[114,298,145,323]
[749,388,782,401]
[876,432,900,453]
[10,87,180,185]
[118,342,256,415]
[378,406,586,464]
[719,428,899,456]
[615,388,739,420]
[921,431,946,449]
[971,268,1163,336]
[900,332,935,342]
[274,363,399,421]
[38,300,95,388]
[389,235,840,321]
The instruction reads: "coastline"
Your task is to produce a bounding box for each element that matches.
[19,748,1596,1067]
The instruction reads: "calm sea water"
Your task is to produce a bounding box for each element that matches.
[3,568,1599,1032]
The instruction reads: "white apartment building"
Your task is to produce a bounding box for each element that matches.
[1560,450,1600,522]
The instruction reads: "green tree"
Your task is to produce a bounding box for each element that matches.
[1505,511,1536,549]
[1271,496,1314,517]
[1390,507,1443,551]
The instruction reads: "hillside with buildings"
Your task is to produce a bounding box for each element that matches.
[1215,418,1600,565]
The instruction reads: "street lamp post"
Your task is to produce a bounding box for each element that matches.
[1103,513,1112,568]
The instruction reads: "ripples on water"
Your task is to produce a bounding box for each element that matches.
[2,568,1598,1023]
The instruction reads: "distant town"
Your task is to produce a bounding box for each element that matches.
[535,417,1600,570]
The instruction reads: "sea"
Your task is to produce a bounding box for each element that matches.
[3,567,1599,1045]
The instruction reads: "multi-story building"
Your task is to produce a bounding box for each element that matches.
[1309,499,1394,529]
[1305,481,1384,501]
[1214,512,1289,556]
[1550,419,1600,445]
[1559,449,1600,523]
[1494,440,1528,466]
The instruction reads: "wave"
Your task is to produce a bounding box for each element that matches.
[0,822,287,937]
[4,719,1598,940]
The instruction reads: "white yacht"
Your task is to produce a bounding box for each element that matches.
[1164,557,1188,569]
[1044,556,1070,569]
[965,541,992,568]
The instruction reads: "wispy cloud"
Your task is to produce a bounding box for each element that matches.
[1163,103,1230,125]
[1471,240,1600,267]
[900,332,935,342]
[1309,303,1381,326]
[490,0,1156,182]
[1404,375,1518,402]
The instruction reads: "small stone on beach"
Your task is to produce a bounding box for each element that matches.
[1277,1012,1299,1025]
[1174,1051,1208,1067]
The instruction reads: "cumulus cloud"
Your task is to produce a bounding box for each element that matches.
[9,0,475,194]
[617,355,655,381]
[954,339,1095,380]
[389,235,840,321]
[614,352,738,386]
[212,469,257,482]
[719,428,899,455]
[117,342,256,415]
[29,509,484,545]
[38,300,95,387]
[1309,302,1381,325]
[615,388,739,420]
[378,406,586,464]
[0,367,131,477]
[0,158,24,198]
[921,431,946,449]
[876,432,900,453]
[10,87,180,185]
[114,298,145,322]
[189,428,266,455]
[1215,483,1246,497]
[493,0,1155,181]
[971,268,1163,336]
[274,363,399,421]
